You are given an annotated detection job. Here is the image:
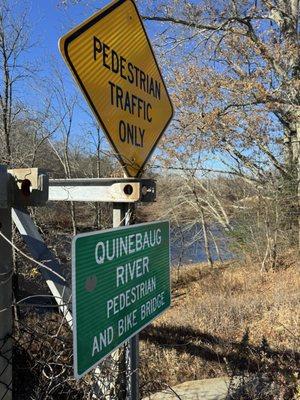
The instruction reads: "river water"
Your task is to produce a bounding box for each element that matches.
[170,224,233,266]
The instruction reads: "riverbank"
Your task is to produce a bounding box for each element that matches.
[139,255,300,397]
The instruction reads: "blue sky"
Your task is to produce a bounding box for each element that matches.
[25,0,159,85]
[27,0,156,63]
[14,0,162,147]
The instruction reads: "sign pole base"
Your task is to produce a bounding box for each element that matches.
[128,334,139,400]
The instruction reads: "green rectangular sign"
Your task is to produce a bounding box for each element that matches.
[72,221,170,379]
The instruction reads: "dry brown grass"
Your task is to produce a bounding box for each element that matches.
[139,257,300,396]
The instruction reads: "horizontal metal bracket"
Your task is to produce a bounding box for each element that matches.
[49,178,156,203]
[8,168,49,207]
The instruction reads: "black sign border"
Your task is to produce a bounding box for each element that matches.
[61,0,174,177]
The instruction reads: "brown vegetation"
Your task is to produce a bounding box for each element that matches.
[13,255,299,399]
[139,257,300,396]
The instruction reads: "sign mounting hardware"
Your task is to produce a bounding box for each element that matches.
[59,0,174,177]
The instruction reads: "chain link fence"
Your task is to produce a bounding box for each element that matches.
[0,224,139,400]
[0,306,135,400]
[0,334,12,400]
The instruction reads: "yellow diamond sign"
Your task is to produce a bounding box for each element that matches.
[59,0,173,177]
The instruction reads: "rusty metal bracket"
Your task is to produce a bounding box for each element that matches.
[8,168,49,207]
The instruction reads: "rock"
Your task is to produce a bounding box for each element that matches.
[143,377,229,400]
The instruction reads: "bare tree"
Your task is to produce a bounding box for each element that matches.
[48,68,79,235]
[142,0,299,250]
[0,0,38,164]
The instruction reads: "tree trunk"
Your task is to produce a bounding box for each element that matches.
[95,132,102,229]
[70,201,77,236]
[297,114,300,255]
[283,108,300,251]
[290,110,300,253]
[200,208,214,268]
[209,229,223,264]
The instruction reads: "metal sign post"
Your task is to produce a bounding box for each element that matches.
[113,202,132,400]
[113,203,140,400]
[0,208,12,400]
[128,332,139,400]
[0,166,12,400]
[113,203,139,400]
